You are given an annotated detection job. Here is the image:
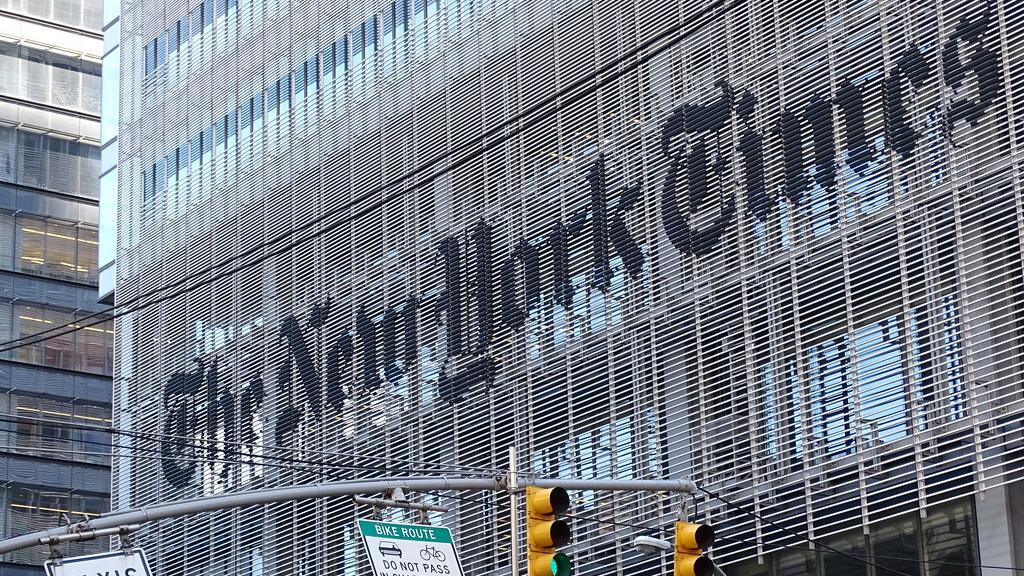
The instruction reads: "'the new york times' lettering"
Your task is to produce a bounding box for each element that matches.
[160,6,1004,487]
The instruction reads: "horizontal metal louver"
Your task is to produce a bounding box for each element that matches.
[113,0,1024,572]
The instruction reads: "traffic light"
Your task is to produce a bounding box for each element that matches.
[674,521,715,576]
[526,486,572,576]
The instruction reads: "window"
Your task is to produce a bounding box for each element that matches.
[0,127,99,198]
[44,220,77,285]
[347,17,380,65]
[10,303,46,366]
[144,40,154,75]
[155,157,166,198]
[869,513,921,576]
[17,131,46,190]
[253,92,264,122]
[293,62,306,100]
[266,84,278,115]
[4,486,110,565]
[169,21,181,55]
[202,127,213,160]
[294,56,318,102]
[2,0,101,30]
[240,98,253,130]
[726,497,982,576]
[142,165,154,215]
[808,337,854,458]
[305,56,318,91]
[53,0,79,25]
[0,211,12,269]
[41,307,75,370]
[154,35,164,68]
[77,226,98,283]
[821,530,868,576]
[921,499,978,576]
[14,214,46,276]
[77,311,114,374]
[179,16,190,47]
[279,75,291,109]
[322,42,336,82]
[178,143,189,178]
[395,0,408,35]
[3,301,113,374]
[777,549,816,576]
[856,317,908,444]
[191,4,204,38]
[3,211,99,284]
[351,24,364,66]
[335,38,349,73]
[364,17,378,55]
[217,115,228,147]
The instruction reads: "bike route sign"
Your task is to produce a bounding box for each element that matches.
[357,519,464,576]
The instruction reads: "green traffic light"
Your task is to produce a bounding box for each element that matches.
[551,553,572,576]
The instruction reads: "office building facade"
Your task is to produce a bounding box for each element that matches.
[109,0,1024,574]
[0,0,114,574]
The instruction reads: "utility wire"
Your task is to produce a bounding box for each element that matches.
[697,486,912,576]
[0,418,499,477]
[6,435,1016,574]
[0,412,506,474]
[715,535,1024,572]
[0,425,435,478]
[420,491,1021,573]
[0,0,740,356]
[4,415,1015,574]
[8,411,1015,574]
[0,443,344,477]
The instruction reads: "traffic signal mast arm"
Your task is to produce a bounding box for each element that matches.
[0,475,700,556]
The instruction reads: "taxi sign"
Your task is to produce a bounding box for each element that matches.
[45,549,152,576]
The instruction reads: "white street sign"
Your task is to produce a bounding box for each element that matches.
[44,549,152,576]
[357,519,464,576]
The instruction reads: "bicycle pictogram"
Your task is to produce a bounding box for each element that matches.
[419,544,446,562]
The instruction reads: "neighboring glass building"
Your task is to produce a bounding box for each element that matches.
[108,0,1023,574]
[0,0,114,573]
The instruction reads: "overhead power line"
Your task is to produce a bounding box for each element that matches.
[0,413,505,476]
[715,535,1024,573]
[0,412,506,474]
[0,0,739,356]
[2,431,1016,574]
[697,487,912,576]
[422,490,1022,574]
[1,425,483,479]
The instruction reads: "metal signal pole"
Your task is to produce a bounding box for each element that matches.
[509,446,520,576]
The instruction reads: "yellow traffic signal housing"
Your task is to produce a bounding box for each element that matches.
[674,521,715,576]
[526,487,572,576]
